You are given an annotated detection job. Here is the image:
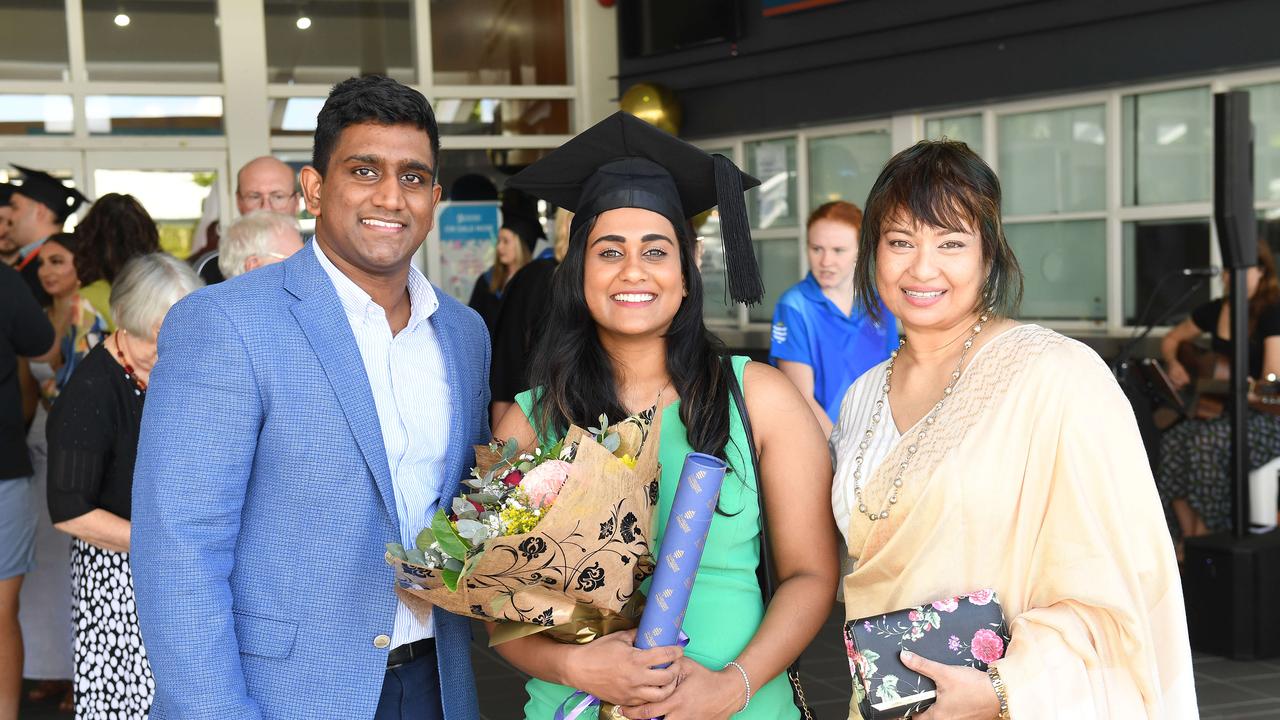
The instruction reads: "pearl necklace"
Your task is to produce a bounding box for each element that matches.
[851,313,988,522]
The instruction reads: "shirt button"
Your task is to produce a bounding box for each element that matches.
[373,634,391,649]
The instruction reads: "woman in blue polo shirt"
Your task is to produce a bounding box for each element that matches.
[770,201,897,436]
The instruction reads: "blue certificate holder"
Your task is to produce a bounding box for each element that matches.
[635,452,728,656]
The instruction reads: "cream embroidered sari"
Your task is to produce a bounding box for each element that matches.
[841,325,1197,719]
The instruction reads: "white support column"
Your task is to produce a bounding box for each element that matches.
[571,0,619,131]
[218,0,271,212]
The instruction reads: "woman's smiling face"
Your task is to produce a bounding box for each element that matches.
[876,211,985,333]
[583,207,684,340]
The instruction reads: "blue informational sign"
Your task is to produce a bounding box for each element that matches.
[436,201,500,302]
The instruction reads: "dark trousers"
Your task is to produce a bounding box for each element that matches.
[374,653,445,720]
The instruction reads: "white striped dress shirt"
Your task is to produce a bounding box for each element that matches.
[829,359,898,546]
[314,240,450,647]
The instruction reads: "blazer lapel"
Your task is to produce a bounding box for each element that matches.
[285,246,400,529]
[430,304,469,504]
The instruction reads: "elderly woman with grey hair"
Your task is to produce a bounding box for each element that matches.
[218,210,304,279]
[45,252,202,720]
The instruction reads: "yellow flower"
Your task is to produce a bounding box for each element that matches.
[619,454,637,469]
[500,505,543,535]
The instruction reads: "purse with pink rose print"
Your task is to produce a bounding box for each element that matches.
[844,589,1011,719]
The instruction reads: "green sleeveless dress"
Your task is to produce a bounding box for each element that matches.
[513,355,799,719]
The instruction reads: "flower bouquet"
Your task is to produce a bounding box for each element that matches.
[385,409,661,642]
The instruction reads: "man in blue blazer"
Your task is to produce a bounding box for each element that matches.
[132,76,486,720]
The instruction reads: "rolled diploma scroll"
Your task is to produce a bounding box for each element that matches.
[634,452,727,658]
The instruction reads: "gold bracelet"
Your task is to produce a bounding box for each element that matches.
[987,665,1011,719]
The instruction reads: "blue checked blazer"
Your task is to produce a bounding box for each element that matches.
[132,243,487,720]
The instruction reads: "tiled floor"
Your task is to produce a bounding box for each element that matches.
[20,610,1280,719]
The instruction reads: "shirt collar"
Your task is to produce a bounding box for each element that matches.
[312,238,439,332]
[20,237,47,257]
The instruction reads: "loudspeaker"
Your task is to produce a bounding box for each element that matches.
[1214,91,1257,270]
[1183,529,1280,659]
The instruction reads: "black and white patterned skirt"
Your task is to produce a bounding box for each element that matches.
[70,538,155,720]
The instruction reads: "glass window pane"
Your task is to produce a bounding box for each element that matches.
[1122,87,1212,206]
[1264,210,1280,261]
[749,238,799,323]
[431,0,568,85]
[269,98,326,137]
[0,4,69,80]
[698,210,737,322]
[925,114,984,156]
[434,98,571,136]
[746,137,797,230]
[86,96,223,136]
[807,130,890,210]
[0,95,73,135]
[265,1,414,84]
[82,0,220,82]
[1123,218,1211,325]
[1243,81,1280,203]
[1005,220,1106,321]
[998,104,1106,215]
[93,169,218,258]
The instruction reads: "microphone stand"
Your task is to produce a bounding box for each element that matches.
[1112,275,1210,381]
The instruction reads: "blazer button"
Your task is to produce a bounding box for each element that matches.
[373,634,391,649]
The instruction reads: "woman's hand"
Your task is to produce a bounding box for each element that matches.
[1168,360,1191,390]
[619,656,745,720]
[562,629,683,708]
[900,649,1001,720]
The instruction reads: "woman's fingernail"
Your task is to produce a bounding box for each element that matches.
[900,649,915,661]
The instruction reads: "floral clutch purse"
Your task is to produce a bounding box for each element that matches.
[844,589,1010,719]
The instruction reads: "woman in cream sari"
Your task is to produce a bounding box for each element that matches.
[831,140,1196,719]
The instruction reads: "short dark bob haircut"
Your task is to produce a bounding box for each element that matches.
[853,139,1023,323]
[312,75,440,177]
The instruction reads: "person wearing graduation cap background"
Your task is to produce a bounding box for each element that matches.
[6,165,90,308]
[0,184,19,267]
[489,112,838,719]
[467,188,542,336]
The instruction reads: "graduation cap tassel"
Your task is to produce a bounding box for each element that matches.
[713,154,764,306]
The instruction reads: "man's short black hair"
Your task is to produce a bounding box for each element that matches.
[312,75,440,178]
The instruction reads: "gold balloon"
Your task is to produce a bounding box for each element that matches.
[620,82,682,136]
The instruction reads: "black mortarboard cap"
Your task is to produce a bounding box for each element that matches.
[10,164,89,221]
[500,187,545,253]
[505,111,764,305]
[0,183,13,205]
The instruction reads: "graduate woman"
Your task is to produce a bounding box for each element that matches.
[489,113,838,720]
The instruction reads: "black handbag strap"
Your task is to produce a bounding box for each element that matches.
[722,357,812,717]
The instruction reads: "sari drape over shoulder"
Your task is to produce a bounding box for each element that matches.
[842,325,1196,719]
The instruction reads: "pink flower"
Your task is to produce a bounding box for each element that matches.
[947,635,961,652]
[908,609,921,622]
[968,588,994,606]
[863,621,872,631]
[932,597,959,613]
[970,629,1005,664]
[521,460,572,508]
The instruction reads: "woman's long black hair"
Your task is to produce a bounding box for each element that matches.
[526,213,734,464]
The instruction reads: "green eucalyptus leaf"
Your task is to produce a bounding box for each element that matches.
[431,508,471,560]
[386,543,407,560]
[603,432,621,453]
[502,439,519,460]
[415,526,437,553]
[443,557,464,572]
[405,548,428,565]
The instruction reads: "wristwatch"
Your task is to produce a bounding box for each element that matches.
[987,666,1011,719]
